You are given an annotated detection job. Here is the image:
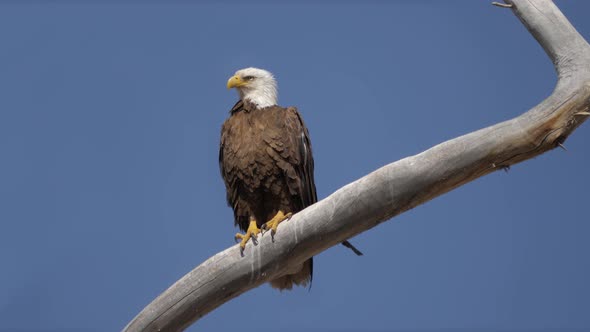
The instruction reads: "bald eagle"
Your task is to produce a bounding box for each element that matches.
[220,67,361,290]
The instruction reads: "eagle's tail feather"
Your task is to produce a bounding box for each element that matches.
[269,258,313,291]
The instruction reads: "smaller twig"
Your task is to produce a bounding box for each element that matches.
[492,2,513,8]
[574,111,590,116]
[557,143,568,151]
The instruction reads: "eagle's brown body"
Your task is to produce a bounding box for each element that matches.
[219,99,315,289]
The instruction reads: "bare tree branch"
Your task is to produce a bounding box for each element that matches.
[123,1,590,331]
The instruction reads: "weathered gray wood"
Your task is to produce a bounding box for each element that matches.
[123,1,590,331]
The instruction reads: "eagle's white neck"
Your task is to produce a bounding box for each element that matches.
[239,82,278,108]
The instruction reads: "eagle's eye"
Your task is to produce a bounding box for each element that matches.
[243,75,255,81]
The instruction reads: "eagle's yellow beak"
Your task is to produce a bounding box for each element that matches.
[227,75,246,89]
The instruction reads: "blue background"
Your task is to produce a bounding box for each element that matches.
[1,1,589,331]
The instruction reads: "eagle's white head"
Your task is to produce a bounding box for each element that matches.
[227,67,278,108]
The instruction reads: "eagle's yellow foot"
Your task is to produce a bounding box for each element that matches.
[235,220,261,252]
[262,210,293,237]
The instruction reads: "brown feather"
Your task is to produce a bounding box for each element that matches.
[219,99,315,289]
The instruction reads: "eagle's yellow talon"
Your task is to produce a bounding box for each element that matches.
[263,211,293,235]
[235,220,261,250]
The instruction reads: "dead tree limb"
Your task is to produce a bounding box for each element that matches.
[123,1,590,331]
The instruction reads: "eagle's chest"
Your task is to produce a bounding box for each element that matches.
[235,115,279,160]
[222,109,289,186]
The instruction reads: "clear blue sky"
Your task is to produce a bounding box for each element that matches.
[1,1,589,331]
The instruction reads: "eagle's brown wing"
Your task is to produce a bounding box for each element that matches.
[287,107,317,208]
[219,100,249,230]
[286,107,363,256]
